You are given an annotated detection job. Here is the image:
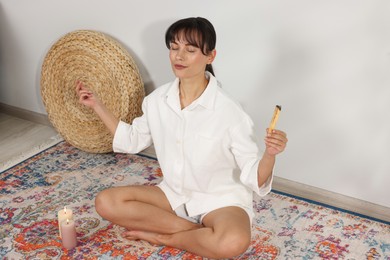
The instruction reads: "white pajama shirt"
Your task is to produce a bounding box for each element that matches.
[113,72,273,221]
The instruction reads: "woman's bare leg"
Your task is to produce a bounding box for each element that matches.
[95,185,201,234]
[123,206,252,259]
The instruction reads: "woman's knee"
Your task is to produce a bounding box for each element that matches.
[203,207,251,258]
[215,230,251,258]
[95,189,115,219]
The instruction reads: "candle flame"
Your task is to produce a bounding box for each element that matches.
[66,219,69,224]
[64,206,67,214]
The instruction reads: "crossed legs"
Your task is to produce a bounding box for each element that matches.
[95,185,251,259]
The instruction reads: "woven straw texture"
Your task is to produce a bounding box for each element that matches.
[41,30,144,153]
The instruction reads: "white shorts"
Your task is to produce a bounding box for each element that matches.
[174,203,253,225]
[157,182,254,225]
[174,204,203,224]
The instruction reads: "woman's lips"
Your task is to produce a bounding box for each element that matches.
[174,64,187,70]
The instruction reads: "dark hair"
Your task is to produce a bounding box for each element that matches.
[165,17,216,76]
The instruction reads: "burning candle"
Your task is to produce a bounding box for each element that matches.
[60,219,77,250]
[58,206,73,238]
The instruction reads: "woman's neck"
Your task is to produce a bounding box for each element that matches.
[179,75,209,109]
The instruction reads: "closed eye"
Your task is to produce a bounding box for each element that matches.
[170,42,179,50]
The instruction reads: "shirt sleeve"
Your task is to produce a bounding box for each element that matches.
[112,98,153,154]
[230,115,274,196]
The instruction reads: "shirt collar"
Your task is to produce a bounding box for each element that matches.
[164,72,218,111]
[164,77,181,114]
[194,72,218,111]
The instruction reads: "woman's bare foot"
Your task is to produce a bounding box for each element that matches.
[120,222,203,246]
[121,230,167,245]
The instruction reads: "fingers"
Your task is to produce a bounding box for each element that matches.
[75,80,90,93]
[79,91,92,101]
[75,80,83,93]
[75,80,94,102]
[265,128,288,153]
[266,128,286,137]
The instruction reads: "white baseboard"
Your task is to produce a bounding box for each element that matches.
[2,103,389,222]
[0,103,52,126]
[273,176,390,222]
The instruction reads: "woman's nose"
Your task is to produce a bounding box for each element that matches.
[176,49,184,60]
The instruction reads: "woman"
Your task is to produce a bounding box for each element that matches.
[76,17,287,259]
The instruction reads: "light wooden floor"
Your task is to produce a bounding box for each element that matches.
[0,113,59,166]
[1,112,389,222]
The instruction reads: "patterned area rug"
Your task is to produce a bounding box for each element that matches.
[1,141,389,259]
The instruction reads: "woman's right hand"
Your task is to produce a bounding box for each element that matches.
[75,81,100,109]
[75,80,119,135]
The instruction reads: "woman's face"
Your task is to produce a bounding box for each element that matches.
[169,35,215,80]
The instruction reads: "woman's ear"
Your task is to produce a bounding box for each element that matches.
[207,49,217,64]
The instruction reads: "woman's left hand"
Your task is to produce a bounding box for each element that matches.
[264,129,288,156]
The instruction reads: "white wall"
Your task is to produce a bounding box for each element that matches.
[1,0,389,208]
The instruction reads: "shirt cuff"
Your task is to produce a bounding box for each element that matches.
[112,120,131,153]
[240,157,274,197]
[257,173,273,196]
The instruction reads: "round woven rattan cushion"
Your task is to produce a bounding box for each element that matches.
[41,30,144,153]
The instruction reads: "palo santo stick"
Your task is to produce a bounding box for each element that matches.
[268,105,281,134]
